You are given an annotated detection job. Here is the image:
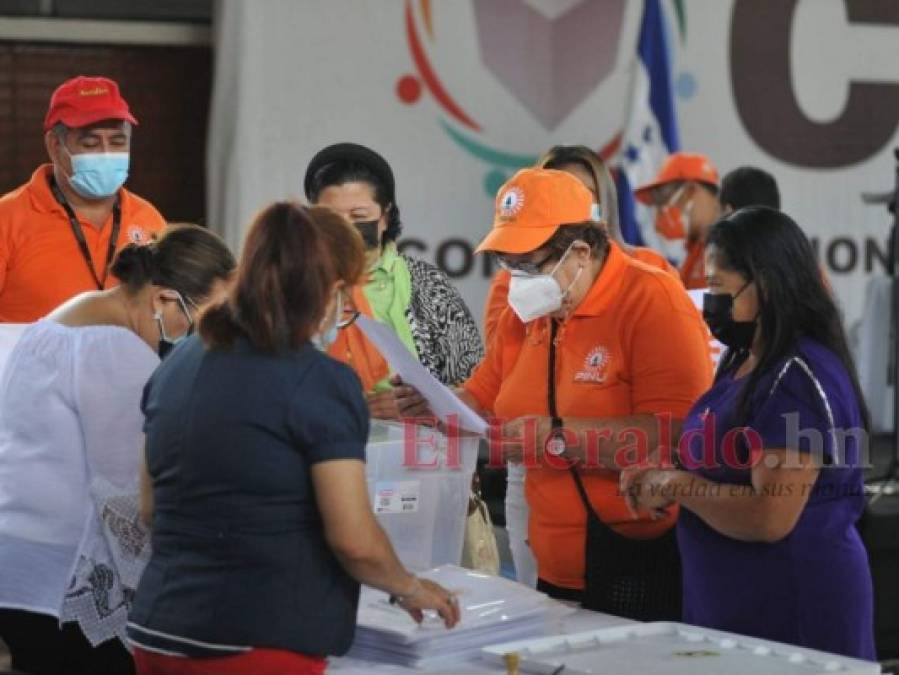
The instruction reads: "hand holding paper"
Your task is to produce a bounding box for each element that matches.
[356,316,488,435]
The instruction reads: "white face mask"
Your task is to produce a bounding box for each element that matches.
[507,244,583,323]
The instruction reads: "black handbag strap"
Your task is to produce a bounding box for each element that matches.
[547,320,601,521]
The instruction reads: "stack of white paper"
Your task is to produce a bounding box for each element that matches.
[347,565,572,668]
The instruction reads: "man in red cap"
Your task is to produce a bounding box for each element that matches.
[0,75,166,322]
[634,152,721,289]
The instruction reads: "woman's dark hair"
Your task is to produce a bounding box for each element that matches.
[707,206,869,430]
[541,221,610,259]
[307,161,402,243]
[200,203,366,353]
[110,224,236,303]
[539,144,623,244]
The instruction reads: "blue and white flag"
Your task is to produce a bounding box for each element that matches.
[617,0,682,263]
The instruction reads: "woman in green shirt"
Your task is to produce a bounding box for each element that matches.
[304,143,483,419]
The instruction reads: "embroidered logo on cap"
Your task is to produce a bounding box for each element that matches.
[498,186,525,219]
[574,345,610,383]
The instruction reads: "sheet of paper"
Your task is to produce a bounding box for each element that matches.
[356,316,488,435]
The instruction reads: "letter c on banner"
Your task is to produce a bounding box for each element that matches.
[397,238,427,256]
[436,238,474,279]
[730,0,899,168]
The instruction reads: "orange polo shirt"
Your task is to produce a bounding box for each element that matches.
[482,245,680,346]
[466,243,712,589]
[0,165,166,322]
[629,246,679,279]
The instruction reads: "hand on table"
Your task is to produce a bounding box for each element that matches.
[394,577,461,629]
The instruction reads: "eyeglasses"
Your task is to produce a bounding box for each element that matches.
[173,292,198,334]
[156,290,197,345]
[337,294,361,329]
[495,251,556,275]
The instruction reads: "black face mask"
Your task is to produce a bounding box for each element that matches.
[702,283,756,351]
[157,337,176,359]
[353,219,382,249]
[157,327,194,359]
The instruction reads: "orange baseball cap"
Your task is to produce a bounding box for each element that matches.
[44,75,138,132]
[634,152,719,205]
[476,168,593,254]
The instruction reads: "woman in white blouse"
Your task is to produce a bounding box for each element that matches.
[0,224,235,675]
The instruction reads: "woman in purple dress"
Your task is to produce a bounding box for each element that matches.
[622,206,875,660]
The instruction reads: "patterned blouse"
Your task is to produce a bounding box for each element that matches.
[403,255,483,385]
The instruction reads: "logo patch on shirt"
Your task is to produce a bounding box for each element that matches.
[498,186,525,218]
[127,224,148,244]
[574,345,610,383]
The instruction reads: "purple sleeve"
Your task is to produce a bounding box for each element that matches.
[750,359,838,461]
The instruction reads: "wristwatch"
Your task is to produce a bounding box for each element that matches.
[545,416,567,456]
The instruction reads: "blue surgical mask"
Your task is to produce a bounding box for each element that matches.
[312,290,343,352]
[313,323,339,353]
[64,149,129,199]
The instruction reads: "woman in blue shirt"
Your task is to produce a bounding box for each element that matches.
[129,203,458,675]
[622,206,875,660]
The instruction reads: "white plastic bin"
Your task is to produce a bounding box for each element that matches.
[365,422,479,571]
[482,622,881,674]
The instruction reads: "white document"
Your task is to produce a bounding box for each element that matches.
[356,316,488,435]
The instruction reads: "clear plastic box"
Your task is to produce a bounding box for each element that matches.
[365,422,479,571]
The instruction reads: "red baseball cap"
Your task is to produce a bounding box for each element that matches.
[43,76,138,132]
[634,152,719,204]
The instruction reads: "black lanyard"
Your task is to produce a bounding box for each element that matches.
[547,319,597,507]
[49,175,121,290]
[547,319,561,423]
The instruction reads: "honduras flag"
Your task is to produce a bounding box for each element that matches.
[617,0,682,263]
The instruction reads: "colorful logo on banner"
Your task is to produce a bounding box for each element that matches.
[395,0,646,197]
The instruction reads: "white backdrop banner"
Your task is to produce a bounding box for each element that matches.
[208,0,899,327]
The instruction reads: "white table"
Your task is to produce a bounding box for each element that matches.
[329,606,635,674]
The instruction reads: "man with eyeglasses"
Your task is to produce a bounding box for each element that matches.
[0,75,166,323]
[634,152,721,289]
